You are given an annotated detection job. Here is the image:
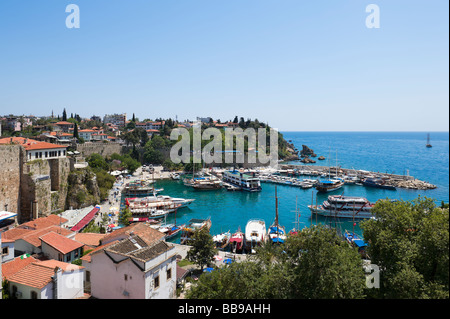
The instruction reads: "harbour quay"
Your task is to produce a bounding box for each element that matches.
[277,164,437,191]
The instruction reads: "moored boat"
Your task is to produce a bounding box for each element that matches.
[245,219,266,253]
[184,176,223,190]
[223,170,262,192]
[180,217,212,244]
[267,186,286,244]
[315,179,344,192]
[308,195,375,219]
[213,231,231,249]
[362,177,396,190]
[229,229,245,253]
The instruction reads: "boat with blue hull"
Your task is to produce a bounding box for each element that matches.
[362,177,396,190]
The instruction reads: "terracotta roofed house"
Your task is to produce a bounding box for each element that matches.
[0,136,67,162]
[39,231,84,263]
[7,259,84,299]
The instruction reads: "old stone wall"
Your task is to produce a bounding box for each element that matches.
[0,145,72,223]
[0,145,22,215]
[76,142,123,158]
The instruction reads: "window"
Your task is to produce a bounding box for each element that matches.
[167,268,172,280]
[124,274,128,281]
[58,150,61,156]
[31,291,38,299]
[45,151,48,158]
[154,275,160,289]
[2,246,9,256]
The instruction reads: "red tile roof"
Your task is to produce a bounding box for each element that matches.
[20,214,68,230]
[0,137,66,151]
[21,226,73,248]
[100,222,165,246]
[40,232,84,254]
[8,262,56,289]
[74,233,106,247]
[7,260,84,289]
[1,256,38,281]
[80,240,119,263]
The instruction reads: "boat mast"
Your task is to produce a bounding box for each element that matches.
[275,185,279,227]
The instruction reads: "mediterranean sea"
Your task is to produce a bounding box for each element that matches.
[123,132,449,240]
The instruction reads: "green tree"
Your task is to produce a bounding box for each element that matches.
[186,227,216,271]
[119,207,132,227]
[73,122,79,139]
[87,153,110,171]
[187,225,366,299]
[284,225,366,299]
[62,108,67,121]
[360,197,449,299]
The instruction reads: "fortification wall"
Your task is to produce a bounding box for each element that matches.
[76,142,123,158]
[0,145,22,216]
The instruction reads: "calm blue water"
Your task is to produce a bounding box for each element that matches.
[123,132,449,241]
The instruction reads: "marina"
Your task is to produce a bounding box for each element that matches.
[113,132,448,254]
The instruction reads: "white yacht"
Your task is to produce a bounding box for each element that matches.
[245,219,266,252]
[308,195,375,219]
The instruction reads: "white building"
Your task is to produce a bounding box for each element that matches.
[78,129,95,142]
[103,113,127,127]
[89,234,177,299]
[0,137,67,162]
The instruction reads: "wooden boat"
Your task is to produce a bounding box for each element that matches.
[315,179,344,192]
[180,217,212,244]
[213,230,231,249]
[229,229,245,253]
[267,186,286,244]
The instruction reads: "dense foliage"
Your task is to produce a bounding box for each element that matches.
[360,197,449,299]
[185,198,449,299]
[186,225,366,299]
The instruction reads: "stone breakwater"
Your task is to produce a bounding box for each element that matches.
[279,164,437,191]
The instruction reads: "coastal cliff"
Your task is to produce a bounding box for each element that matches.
[66,167,101,209]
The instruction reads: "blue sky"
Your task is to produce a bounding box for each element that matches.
[0,0,448,131]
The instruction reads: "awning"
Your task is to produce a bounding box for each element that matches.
[353,239,367,248]
[70,207,100,232]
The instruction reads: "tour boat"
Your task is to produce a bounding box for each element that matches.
[223,170,262,192]
[308,195,375,219]
[125,195,194,208]
[184,176,223,190]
